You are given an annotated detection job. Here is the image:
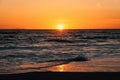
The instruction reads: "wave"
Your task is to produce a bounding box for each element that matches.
[18,55,89,71]
[45,39,74,43]
[39,55,89,63]
[82,36,120,39]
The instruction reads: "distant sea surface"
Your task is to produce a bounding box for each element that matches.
[0,29,120,73]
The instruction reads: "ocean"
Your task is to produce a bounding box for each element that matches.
[0,29,120,73]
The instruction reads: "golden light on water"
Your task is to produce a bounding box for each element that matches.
[58,65,64,72]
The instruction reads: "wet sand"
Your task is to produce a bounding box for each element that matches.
[47,57,120,72]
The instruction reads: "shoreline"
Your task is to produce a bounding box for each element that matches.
[0,56,120,75]
[0,57,120,80]
[47,57,120,72]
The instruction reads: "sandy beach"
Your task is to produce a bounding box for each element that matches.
[0,72,119,80]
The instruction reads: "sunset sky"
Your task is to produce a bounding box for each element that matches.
[0,0,120,29]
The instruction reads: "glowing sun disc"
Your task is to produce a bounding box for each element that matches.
[57,24,65,30]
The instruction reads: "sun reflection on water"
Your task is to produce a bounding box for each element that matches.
[58,65,64,72]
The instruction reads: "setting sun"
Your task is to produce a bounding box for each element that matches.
[57,24,65,30]
[0,0,120,29]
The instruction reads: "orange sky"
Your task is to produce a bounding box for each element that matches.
[0,0,120,29]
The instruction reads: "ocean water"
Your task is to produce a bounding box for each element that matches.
[0,29,120,73]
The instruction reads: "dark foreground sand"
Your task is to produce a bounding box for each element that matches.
[0,72,120,80]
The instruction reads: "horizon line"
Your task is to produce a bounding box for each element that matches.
[0,28,120,30]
